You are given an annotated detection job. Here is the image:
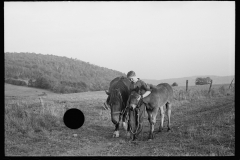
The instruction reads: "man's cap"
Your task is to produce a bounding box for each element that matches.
[127,71,136,78]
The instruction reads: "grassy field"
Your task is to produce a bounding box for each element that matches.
[5,83,235,156]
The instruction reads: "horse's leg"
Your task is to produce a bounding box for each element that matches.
[113,116,120,138]
[148,107,159,140]
[112,114,121,138]
[158,105,165,132]
[122,111,131,139]
[113,123,120,137]
[166,102,172,131]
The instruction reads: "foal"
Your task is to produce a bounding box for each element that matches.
[128,83,173,140]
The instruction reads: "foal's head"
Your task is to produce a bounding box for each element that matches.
[127,91,145,140]
[128,91,141,110]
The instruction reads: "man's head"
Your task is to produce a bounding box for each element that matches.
[127,71,138,83]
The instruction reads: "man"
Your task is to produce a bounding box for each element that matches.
[127,71,151,101]
[104,71,151,109]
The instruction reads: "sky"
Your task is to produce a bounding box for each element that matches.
[4,1,235,80]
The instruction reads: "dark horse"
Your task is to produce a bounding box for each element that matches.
[127,83,173,141]
[105,76,133,138]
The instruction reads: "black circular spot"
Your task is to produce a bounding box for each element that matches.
[63,108,85,129]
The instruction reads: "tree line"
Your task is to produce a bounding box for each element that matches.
[5,52,125,93]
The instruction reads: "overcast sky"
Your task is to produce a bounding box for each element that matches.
[4,1,235,80]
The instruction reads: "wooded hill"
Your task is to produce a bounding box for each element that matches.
[5,52,125,93]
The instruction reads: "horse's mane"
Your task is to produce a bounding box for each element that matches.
[109,89,121,104]
[109,76,130,105]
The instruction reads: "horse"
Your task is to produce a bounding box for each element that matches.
[105,76,133,138]
[126,83,173,141]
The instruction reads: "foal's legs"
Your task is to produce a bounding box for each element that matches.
[158,105,165,132]
[166,102,172,131]
[122,110,131,138]
[147,107,159,140]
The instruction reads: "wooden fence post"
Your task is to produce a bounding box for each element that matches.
[39,97,44,107]
[229,78,234,89]
[186,80,188,92]
[208,80,213,94]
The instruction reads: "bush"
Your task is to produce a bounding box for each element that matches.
[35,76,52,89]
[195,77,212,85]
[5,78,27,86]
[172,82,178,87]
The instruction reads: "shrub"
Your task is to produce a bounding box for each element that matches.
[195,77,212,85]
[172,82,178,87]
[35,76,52,89]
[5,78,28,86]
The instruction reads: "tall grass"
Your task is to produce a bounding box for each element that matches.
[173,85,234,101]
[5,101,65,138]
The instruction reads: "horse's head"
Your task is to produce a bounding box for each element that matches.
[105,88,124,124]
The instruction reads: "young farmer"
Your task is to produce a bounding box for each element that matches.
[127,71,151,101]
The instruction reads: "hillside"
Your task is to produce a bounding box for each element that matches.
[4,52,125,93]
[143,75,234,86]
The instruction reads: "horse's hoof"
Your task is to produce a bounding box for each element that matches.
[132,137,136,141]
[148,134,154,140]
[148,138,152,141]
[131,137,140,143]
[126,132,131,138]
[113,131,119,138]
[167,128,171,132]
[113,135,119,138]
[113,134,119,138]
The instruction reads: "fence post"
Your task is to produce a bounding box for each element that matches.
[186,80,188,92]
[229,78,234,89]
[208,80,213,94]
[39,97,44,107]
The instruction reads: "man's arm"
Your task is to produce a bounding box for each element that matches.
[142,90,151,98]
[137,80,151,100]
